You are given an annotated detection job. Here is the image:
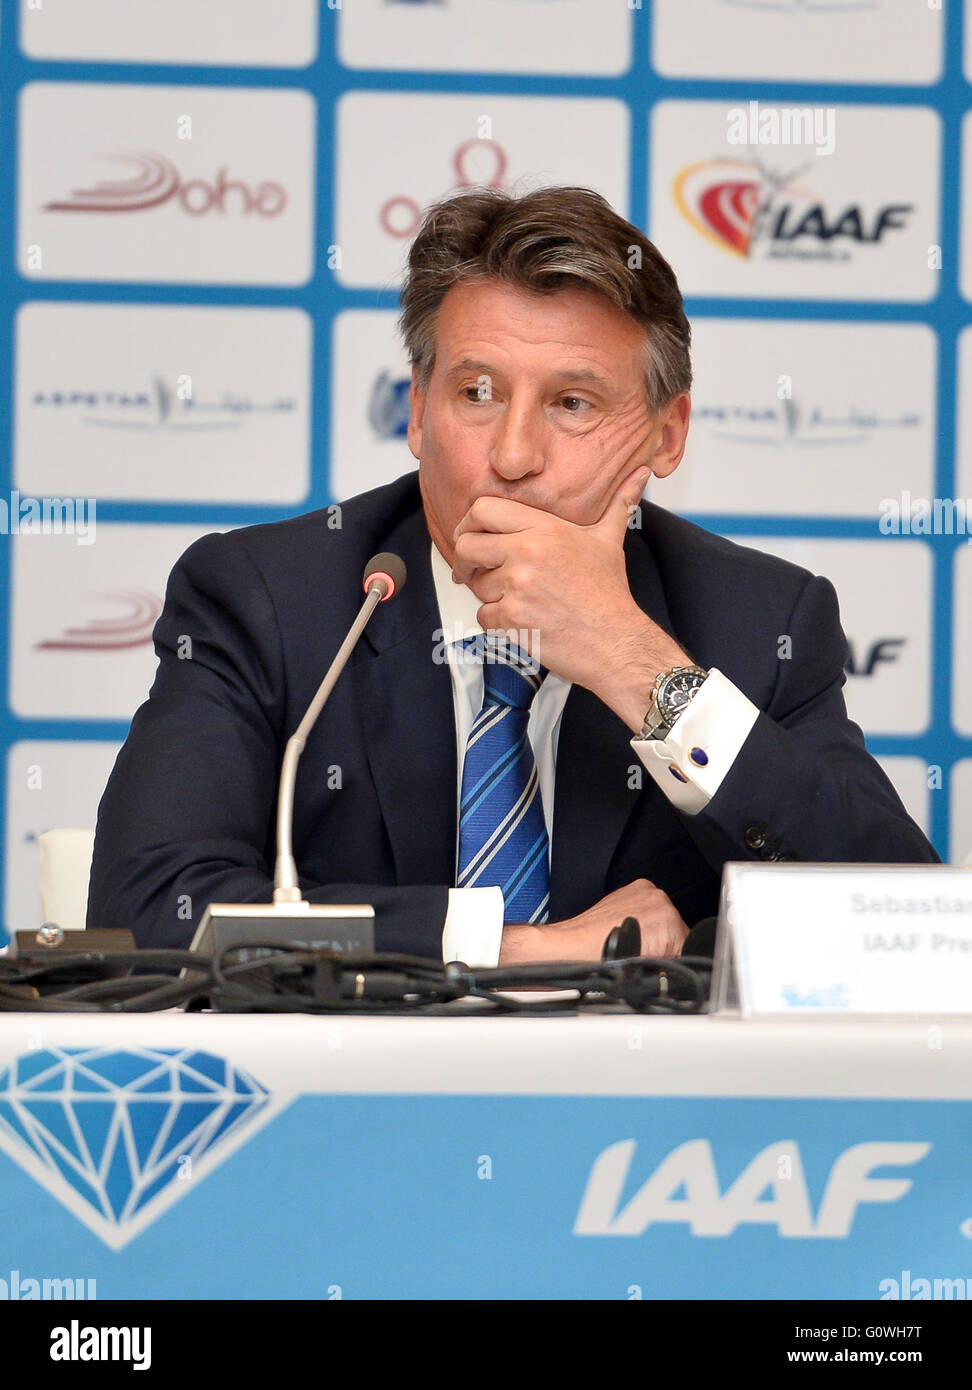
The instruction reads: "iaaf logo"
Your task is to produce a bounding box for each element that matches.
[674,154,911,259]
[845,638,904,678]
[575,1139,930,1237]
[44,151,287,217]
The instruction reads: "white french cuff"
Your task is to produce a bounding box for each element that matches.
[441,885,505,967]
[629,667,760,815]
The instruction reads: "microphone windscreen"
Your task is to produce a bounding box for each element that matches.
[682,915,719,959]
[363,552,407,601]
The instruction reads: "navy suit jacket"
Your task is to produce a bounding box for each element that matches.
[87,470,938,954]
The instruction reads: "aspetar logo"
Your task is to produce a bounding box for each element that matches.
[673,154,912,261]
[575,1139,930,1237]
[44,150,287,218]
[30,373,299,433]
[696,393,922,448]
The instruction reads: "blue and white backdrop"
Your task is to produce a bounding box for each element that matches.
[1,0,970,941]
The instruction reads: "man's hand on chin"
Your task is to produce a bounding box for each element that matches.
[450,466,692,731]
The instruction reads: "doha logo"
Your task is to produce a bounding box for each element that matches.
[44,151,287,218]
[0,1047,279,1250]
[34,590,162,652]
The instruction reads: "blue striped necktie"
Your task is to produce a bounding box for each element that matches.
[456,635,550,925]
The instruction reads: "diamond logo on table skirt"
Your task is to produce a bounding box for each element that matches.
[0,1047,279,1249]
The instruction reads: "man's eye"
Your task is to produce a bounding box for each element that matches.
[559,396,592,413]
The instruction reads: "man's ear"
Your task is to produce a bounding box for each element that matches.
[407,368,426,463]
[649,392,691,480]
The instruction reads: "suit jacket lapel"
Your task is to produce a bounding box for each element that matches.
[352,501,458,887]
[548,524,679,921]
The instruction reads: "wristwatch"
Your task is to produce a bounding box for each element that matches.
[638,665,709,740]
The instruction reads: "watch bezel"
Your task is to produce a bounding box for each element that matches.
[639,665,709,740]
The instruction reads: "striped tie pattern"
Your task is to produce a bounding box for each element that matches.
[456,635,550,924]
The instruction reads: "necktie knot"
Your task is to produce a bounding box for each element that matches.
[461,634,546,711]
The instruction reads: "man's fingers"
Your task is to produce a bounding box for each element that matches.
[474,599,513,633]
[454,471,648,553]
[452,532,509,583]
[453,495,539,542]
[467,568,506,605]
[593,466,651,542]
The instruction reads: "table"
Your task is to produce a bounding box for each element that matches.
[0,1009,969,1299]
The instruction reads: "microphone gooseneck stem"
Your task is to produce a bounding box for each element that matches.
[274,584,384,903]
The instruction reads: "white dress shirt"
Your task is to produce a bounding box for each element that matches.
[432,542,759,966]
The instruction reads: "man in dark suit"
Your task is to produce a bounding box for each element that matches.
[87,186,937,963]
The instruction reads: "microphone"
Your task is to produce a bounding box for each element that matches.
[361,553,406,603]
[682,915,718,960]
[190,552,407,957]
[601,916,641,960]
[274,552,406,900]
[601,915,717,962]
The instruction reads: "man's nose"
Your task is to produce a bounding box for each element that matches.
[489,396,545,481]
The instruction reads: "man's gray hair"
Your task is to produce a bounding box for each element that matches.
[398,185,692,411]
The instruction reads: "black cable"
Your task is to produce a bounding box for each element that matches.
[0,943,712,1015]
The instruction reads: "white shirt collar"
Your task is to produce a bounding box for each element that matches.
[430,540,483,643]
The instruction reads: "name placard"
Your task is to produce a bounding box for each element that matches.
[712,864,972,1016]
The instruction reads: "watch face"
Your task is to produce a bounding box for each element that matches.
[660,670,705,716]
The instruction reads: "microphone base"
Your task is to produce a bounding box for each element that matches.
[190,901,375,957]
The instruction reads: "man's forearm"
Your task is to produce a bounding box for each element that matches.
[584,609,692,733]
